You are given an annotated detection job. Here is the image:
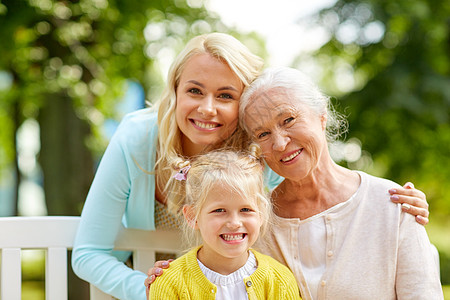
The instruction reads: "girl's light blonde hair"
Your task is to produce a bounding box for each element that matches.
[151,32,264,200]
[170,145,271,248]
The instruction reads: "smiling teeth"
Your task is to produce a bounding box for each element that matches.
[222,234,244,241]
[281,150,302,162]
[194,120,218,129]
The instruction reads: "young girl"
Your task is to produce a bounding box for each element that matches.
[148,147,301,299]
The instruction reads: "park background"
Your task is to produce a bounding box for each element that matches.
[0,0,449,298]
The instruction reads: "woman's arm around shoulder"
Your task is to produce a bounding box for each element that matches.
[389,182,430,225]
[72,109,158,300]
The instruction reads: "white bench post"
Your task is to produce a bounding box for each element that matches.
[1,248,22,300]
[46,247,68,300]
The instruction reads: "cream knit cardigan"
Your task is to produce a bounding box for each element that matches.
[258,171,443,299]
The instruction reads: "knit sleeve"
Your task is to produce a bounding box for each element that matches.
[148,279,182,299]
[274,262,302,299]
[72,109,157,300]
[285,275,302,299]
[148,262,187,299]
[252,251,302,299]
[395,212,443,298]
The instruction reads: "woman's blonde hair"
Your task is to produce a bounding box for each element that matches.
[151,32,264,197]
[169,145,271,248]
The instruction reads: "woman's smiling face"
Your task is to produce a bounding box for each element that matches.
[244,88,328,181]
[175,53,243,155]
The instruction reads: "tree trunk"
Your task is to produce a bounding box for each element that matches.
[38,93,93,299]
[12,100,20,216]
[38,93,94,215]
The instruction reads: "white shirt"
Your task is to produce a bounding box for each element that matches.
[198,251,257,300]
[298,197,353,299]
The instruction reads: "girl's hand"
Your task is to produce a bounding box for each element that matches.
[389,182,429,225]
[144,260,173,298]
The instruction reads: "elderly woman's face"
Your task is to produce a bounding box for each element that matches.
[243,88,327,181]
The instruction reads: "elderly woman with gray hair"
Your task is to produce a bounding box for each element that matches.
[239,67,442,299]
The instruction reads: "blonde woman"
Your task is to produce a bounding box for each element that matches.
[72,33,429,300]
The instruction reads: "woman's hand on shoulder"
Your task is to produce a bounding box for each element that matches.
[389,182,429,225]
[144,260,173,298]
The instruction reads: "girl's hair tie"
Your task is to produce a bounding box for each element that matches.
[248,143,262,161]
[173,165,191,181]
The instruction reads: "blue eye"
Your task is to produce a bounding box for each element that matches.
[212,208,225,213]
[241,208,253,212]
[257,132,269,139]
[218,93,233,100]
[284,117,294,124]
[188,88,202,94]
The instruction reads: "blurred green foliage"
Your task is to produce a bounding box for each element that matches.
[0,0,267,215]
[298,0,450,217]
[0,0,221,163]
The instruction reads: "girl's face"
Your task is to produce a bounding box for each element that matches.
[185,183,262,274]
[176,53,243,156]
[244,89,328,182]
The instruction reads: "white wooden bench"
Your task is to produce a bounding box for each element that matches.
[0,216,183,300]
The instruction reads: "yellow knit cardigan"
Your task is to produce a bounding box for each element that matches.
[148,246,301,299]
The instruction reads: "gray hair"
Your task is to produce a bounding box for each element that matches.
[239,66,347,142]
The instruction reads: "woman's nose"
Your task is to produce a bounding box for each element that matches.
[272,132,290,152]
[197,95,217,117]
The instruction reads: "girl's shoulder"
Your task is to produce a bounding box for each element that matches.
[159,247,199,276]
[250,249,301,298]
[250,249,291,273]
[152,248,206,288]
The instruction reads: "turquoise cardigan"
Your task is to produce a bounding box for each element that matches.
[71,108,283,300]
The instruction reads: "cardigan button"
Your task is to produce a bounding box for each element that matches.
[211,289,215,293]
[246,281,252,287]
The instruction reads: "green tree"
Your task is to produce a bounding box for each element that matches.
[297,0,450,215]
